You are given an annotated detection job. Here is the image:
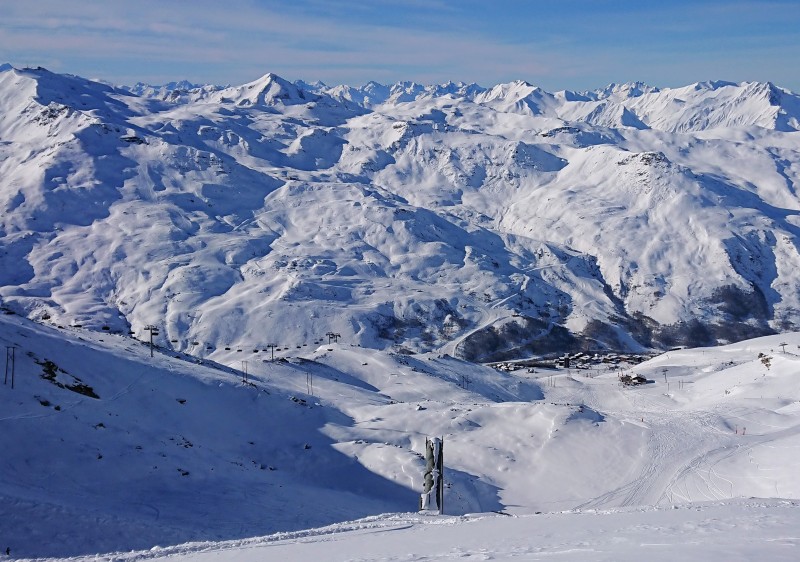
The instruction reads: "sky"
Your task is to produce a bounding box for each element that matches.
[2,0,800,91]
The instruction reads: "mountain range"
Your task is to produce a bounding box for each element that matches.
[3,65,800,559]
[2,65,800,361]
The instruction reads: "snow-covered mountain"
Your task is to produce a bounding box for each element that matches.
[2,65,800,363]
[122,80,225,104]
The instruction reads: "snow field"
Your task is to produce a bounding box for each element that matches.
[2,65,800,559]
[3,66,800,358]
[2,313,800,558]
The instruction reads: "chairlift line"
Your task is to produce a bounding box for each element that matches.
[144,324,159,358]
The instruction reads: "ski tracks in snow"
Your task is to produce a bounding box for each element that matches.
[575,384,738,511]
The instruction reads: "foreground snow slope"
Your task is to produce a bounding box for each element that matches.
[0,314,414,557]
[80,500,800,562]
[2,66,800,359]
[2,311,800,558]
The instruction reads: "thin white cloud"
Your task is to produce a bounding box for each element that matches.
[1,0,798,90]
[0,0,561,85]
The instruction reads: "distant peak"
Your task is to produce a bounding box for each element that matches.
[594,81,660,100]
[483,80,536,96]
[226,72,315,106]
[294,79,328,92]
[169,79,202,90]
[691,79,737,91]
[249,72,286,86]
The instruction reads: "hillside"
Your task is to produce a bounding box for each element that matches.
[2,309,800,558]
[1,66,800,360]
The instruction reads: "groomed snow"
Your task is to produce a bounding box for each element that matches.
[88,500,800,562]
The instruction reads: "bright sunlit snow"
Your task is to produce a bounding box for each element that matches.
[2,66,800,360]
[1,65,800,560]
[2,310,800,559]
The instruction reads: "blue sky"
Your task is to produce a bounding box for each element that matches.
[3,0,799,91]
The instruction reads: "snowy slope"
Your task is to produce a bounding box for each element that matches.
[0,314,418,557]
[3,309,800,558]
[74,500,800,561]
[1,66,800,363]
[3,65,800,561]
